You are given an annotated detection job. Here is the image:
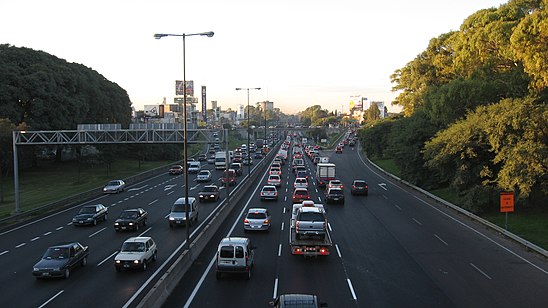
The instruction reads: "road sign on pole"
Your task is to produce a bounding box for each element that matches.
[500,191,514,213]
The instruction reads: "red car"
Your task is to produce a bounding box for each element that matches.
[292,188,311,203]
[335,146,343,154]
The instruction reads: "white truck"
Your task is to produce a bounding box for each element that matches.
[316,163,336,188]
[289,201,331,256]
[215,151,227,170]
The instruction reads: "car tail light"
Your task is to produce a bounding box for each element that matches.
[263,219,270,224]
[352,185,356,189]
[244,219,249,223]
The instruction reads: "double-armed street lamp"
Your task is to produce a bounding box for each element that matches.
[235,87,261,176]
[154,31,214,246]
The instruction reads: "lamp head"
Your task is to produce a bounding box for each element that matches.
[154,33,167,40]
[203,31,214,37]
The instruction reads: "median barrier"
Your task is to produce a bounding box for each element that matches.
[137,142,281,307]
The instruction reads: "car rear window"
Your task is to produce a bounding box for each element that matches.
[264,187,276,192]
[220,246,234,258]
[248,212,267,219]
[354,181,366,187]
[235,246,244,258]
[299,212,324,221]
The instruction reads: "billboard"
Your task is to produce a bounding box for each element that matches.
[175,80,194,96]
[144,105,164,117]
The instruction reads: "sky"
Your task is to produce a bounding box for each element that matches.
[1,0,509,115]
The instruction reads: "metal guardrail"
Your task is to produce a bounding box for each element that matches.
[357,145,548,259]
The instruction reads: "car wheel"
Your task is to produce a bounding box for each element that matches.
[245,269,251,280]
[143,219,147,226]
[135,223,139,231]
[64,268,70,279]
[142,261,147,271]
[104,214,108,221]
[152,251,157,261]
[81,256,87,267]
[93,219,97,226]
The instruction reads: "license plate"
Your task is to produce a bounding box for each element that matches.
[333,198,339,200]
[123,264,130,268]
[79,221,84,224]
[176,221,183,224]
[121,227,126,230]
[43,272,50,276]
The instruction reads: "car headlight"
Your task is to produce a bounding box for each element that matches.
[169,217,175,221]
[33,268,39,272]
[210,194,214,198]
[115,260,121,264]
[114,222,119,226]
[129,222,134,226]
[133,260,140,264]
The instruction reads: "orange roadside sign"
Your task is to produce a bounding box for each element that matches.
[500,191,514,213]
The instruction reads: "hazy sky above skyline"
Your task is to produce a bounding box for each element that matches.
[1,0,509,115]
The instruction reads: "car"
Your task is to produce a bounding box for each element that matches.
[269,166,282,176]
[114,208,148,231]
[198,154,207,161]
[207,154,216,164]
[72,204,108,226]
[295,207,327,239]
[198,185,220,202]
[327,179,343,189]
[168,197,198,227]
[230,163,243,176]
[294,177,308,189]
[296,170,309,182]
[221,169,237,186]
[325,187,344,204]
[351,180,369,195]
[292,188,311,203]
[349,140,355,147]
[243,208,271,232]
[32,242,89,279]
[291,201,325,228]
[267,174,282,187]
[254,152,263,159]
[114,237,157,271]
[260,185,278,201]
[335,146,343,153]
[215,237,255,280]
[243,157,253,165]
[103,180,125,194]
[169,165,183,175]
[187,161,201,174]
[196,170,212,182]
[269,294,328,308]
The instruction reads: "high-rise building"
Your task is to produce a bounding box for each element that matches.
[261,101,274,111]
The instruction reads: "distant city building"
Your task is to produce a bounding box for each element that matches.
[261,101,274,111]
[238,104,244,121]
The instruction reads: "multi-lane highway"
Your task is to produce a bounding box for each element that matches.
[1,135,547,308]
[0,150,260,308]
[163,137,548,308]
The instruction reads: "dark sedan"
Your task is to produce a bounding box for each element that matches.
[350,179,369,196]
[198,185,220,202]
[114,208,148,231]
[32,242,89,279]
[72,204,108,226]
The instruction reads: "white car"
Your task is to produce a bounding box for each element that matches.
[294,177,308,189]
[114,237,157,271]
[196,170,212,182]
[267,174,282,187]
[327,179,343,189]
[103,180,125,194]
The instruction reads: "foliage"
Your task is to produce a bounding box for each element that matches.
[298,105,329,126]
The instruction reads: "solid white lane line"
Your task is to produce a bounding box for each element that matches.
[0,250,9,256]
[97,251,118,267]
[470,263,492,280]
[273,278,279,299]
[16,243,26,248]
[43,232,52,236]
[88,227,107,238]
[31,237,40,242]
[278,244,282,257]
[434,234,449,246]
[335,244,342,258]
[328,223,333,232]
[55,226,63,230]
[412,218,422,226]
[281,222,284,231]
[167,191,174,195]
[38,290,64,308]
[347,279,358,300]
[394,204,402,211]
[148,199,158,206]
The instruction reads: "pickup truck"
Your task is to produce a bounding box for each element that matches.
[289,205,331,256]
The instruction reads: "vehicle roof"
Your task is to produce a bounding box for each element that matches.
[247,208,268,213]
[262,185,277,190]
[295,177,307,181]
[174,197,197,204]
[123,208,142,212]
[82,204,103,208]
[277,294,318,307]
[299,206,322,213]
[220,237,250,245]
[124,237,152,243]
[293,188,308,193]
[49,242,82,248]
[353,179,367,183]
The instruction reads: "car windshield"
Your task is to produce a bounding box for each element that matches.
[43,247,70,259]
[263,187,275,192]
[171,204,189,212]
[120,211,138,219]
[198,171,209,176]
[79,207,96,214]
[295,190,307,196]
[107,181,119,186]
[202,186,217,192]
[121,242,146,252]
[247,212,267,219]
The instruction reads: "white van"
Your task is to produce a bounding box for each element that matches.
[216,237,255,280]
[168,197,198,227]
[187,161,201,174]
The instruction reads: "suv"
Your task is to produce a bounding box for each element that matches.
[168,197,198,227]
[325,187,344,204]
[295,207,327,239]
[187,161,201,174]
[216,237,255,280]
[198,185,220,202]
[294,177,308,189]
[114,237,157,271]
[267,174,282,187]
[260,185,278,201]
[351,179,368,195]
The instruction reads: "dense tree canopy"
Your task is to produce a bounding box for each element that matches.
[360,0,547,211]
[0,44,132,130]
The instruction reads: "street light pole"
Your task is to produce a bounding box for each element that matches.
[154,31,213,247]
[236,87,260,177]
